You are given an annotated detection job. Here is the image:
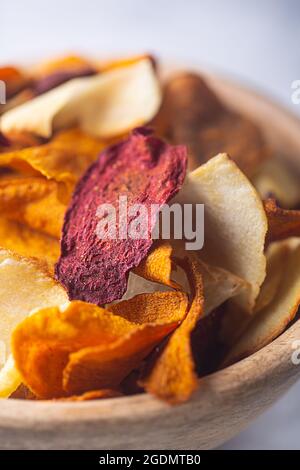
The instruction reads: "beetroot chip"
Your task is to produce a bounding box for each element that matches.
[55,128,187,305]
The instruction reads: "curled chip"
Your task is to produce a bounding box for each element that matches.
[175,153,268,312]
[1,58,161,139]
[0,174,66,238]
[155,73,269,176]
[0,218,60,268]
[56,389,122,402]
[0,128,106,187]
[253,158,300,209]
[224,240,300,367]
[56,128,187,305]
[0,67,28,99]
[0,249,68,398]
[134,241,179,289]
[264,198,300,243]
[141,253,204,404]
[12,292,187,398]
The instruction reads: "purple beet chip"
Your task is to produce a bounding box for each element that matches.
[55,128,187,305]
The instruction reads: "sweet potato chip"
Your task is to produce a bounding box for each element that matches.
[191,306,226,377]
[224,240,300,366]
[56,389,122,402]
[264,198,300,243]
[0,249,68,398]
[0,67,28,99]
[141,253,204,404]
[134,241,179,289]
[1,58,161,139]
[56,129,187,305]
[110,291,188,324]
[0,128,106,187]
[175,153,268,312]
[12,293,186,398]
[33,55,95,77]
[0,218,60,267]
[156,73,269,176]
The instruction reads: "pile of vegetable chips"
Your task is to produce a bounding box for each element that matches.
[0,54,299,404]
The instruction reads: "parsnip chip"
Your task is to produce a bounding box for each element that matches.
[253,158,300,209]
[175,153,268,312]
[0,128,106,187]
[141,254,204,404]
[171,245,248,316]
[224,241,300,366]
[0,249,68,398]
[0,218,60,267]
[12,293,187,398]
[264,198,300,243]
[220,239,293,347]
[254,240,290,314]
[1,58,161,139]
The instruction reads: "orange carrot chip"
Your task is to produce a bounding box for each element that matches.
[0,218,60,267]
[264,198,300,243]
[141,253,204,404]
[12,292,187,398]
[0,128,106,187]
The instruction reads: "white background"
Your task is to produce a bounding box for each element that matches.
[2,0,300,449]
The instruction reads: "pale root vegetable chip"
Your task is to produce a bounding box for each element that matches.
[264,198,300,243]
[0,128,106,187]
[0,249,68,398]
[0,58,161,139]
[253,158,300,209]
[254,239,291,314]
[175,153,268,312]
[220,239,293,347]
[224,240,300,366]
[141,254,204,404]
[0,218,60,267]
[12,293,187,398]
[171,244,248,316]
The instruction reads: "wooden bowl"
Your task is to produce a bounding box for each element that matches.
[1,73,300,450]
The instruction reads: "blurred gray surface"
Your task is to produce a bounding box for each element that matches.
[2,0,300,450]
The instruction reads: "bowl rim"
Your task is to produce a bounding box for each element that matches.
[1,70,300,427]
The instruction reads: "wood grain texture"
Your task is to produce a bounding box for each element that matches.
[0,72,300,450]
